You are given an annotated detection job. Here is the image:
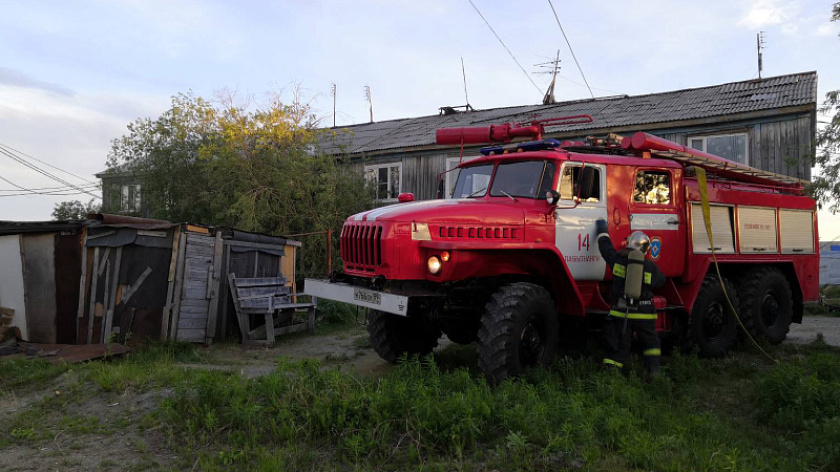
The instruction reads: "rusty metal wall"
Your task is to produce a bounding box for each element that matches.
[21,233,57,343]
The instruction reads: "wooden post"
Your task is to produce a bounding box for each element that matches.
[169,228,188,341]
[204,232,225,344]
[161,228,182,340]
[102,247,122,343]
[86,247,100,344]
[75,232,88,344]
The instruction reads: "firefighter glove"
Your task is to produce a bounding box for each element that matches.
[595,218,608,235]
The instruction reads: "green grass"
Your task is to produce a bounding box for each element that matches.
[2,333,839,471]
[154,343,840,471]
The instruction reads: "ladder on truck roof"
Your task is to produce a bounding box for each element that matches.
[624,132,805,192]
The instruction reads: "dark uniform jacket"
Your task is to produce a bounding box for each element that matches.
[598,234,666,314]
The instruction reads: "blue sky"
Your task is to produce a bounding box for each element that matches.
[0,0,838,234]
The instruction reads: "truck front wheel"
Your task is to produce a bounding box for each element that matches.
[367,310,441,363]
[477,283,558,384]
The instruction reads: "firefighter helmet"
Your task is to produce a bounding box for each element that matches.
[627,231,651,254]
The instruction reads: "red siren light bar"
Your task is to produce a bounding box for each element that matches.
[624,132,803,191]
[436,114,593,146]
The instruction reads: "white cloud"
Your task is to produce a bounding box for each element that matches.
[738,0,796,28]
[817,24,839,37]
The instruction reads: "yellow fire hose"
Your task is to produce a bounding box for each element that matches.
[695,167,777,363]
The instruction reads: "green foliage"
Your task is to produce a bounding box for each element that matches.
[106,91,374,276]
[51,198,100,221]
[809,4,840,210]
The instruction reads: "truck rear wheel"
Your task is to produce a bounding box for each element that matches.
[737,267,792,344]
[367,310,441,363]
[477,283,558,384]
[690,276,739,357]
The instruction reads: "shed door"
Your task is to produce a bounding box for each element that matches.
[176,233,215,342]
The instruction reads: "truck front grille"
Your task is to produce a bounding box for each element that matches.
[341,222,383,271]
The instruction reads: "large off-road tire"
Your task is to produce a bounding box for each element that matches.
[366,310,441,363]
[690,276,739,357]
[737,267,793,345]
[477,283,558,384]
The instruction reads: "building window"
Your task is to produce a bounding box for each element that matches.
[365,163,402,201]
[633,171,671,205]
[688,133,748,165]
[120,184,141,212]
[444,156,478,198]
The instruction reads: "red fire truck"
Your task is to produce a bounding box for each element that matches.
[306,116,819,383]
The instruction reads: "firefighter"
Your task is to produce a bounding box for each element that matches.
[595,218,666,379]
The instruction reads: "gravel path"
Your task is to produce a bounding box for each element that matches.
[787,315,840,346]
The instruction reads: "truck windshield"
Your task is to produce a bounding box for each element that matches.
[491,161,556,199]
[452,164,493,198]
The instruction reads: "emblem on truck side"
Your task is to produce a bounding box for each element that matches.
[650,237,662,260]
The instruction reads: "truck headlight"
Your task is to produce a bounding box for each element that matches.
[427,256,442,274]
[412,222,432,241]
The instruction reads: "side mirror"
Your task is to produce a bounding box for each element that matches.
[545,190,560,206]
[398,193,415,203]
[577,166,597,200]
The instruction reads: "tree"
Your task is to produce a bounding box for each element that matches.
[810,3,840,211]
[51,199,100,221]
[107,90,374,277]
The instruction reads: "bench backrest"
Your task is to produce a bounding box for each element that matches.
[229,276,291,310]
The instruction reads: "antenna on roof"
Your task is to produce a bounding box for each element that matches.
[534,50,561,104]
[331,83,336,127]
[757,31,766,79]
[364,85,373,123]
[461,57,472,110]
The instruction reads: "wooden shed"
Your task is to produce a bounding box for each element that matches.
[76,214,301,344]
[0,221,83,343]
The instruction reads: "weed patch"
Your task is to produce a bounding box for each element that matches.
[160,354,825,471]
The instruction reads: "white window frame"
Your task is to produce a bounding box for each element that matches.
[444,156,479,199]
[120,184,141,213]
[364,162,402,202]
[688,133,749,166]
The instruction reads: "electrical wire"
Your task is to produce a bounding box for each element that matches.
[0,147,101,199]
[0,173,99,197]
[467,0,543,96]
[0,142,98,185]
[546,0,595,99]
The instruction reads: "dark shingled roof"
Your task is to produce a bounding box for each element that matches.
[319,71,817,155]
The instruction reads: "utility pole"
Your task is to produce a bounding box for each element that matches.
[757,31,766,80]
[461,57,471,109]
[364,85,373,123]
[331,83,336,128]
[534,50,561,105]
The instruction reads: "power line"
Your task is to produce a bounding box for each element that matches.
[0,174,99,197]
[0,147,101,199]
[467,0,543,96]
[546,0,595,99]
[0,142,98,185]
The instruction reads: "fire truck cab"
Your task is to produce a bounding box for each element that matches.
[306,119,819,384]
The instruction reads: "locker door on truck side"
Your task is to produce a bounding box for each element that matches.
[628,168,685,276]
[554,163,608,280]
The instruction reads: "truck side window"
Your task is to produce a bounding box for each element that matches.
[559,165,600,202]
[633,171,671,204]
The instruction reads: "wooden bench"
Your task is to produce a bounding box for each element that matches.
[228,275,316,346]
